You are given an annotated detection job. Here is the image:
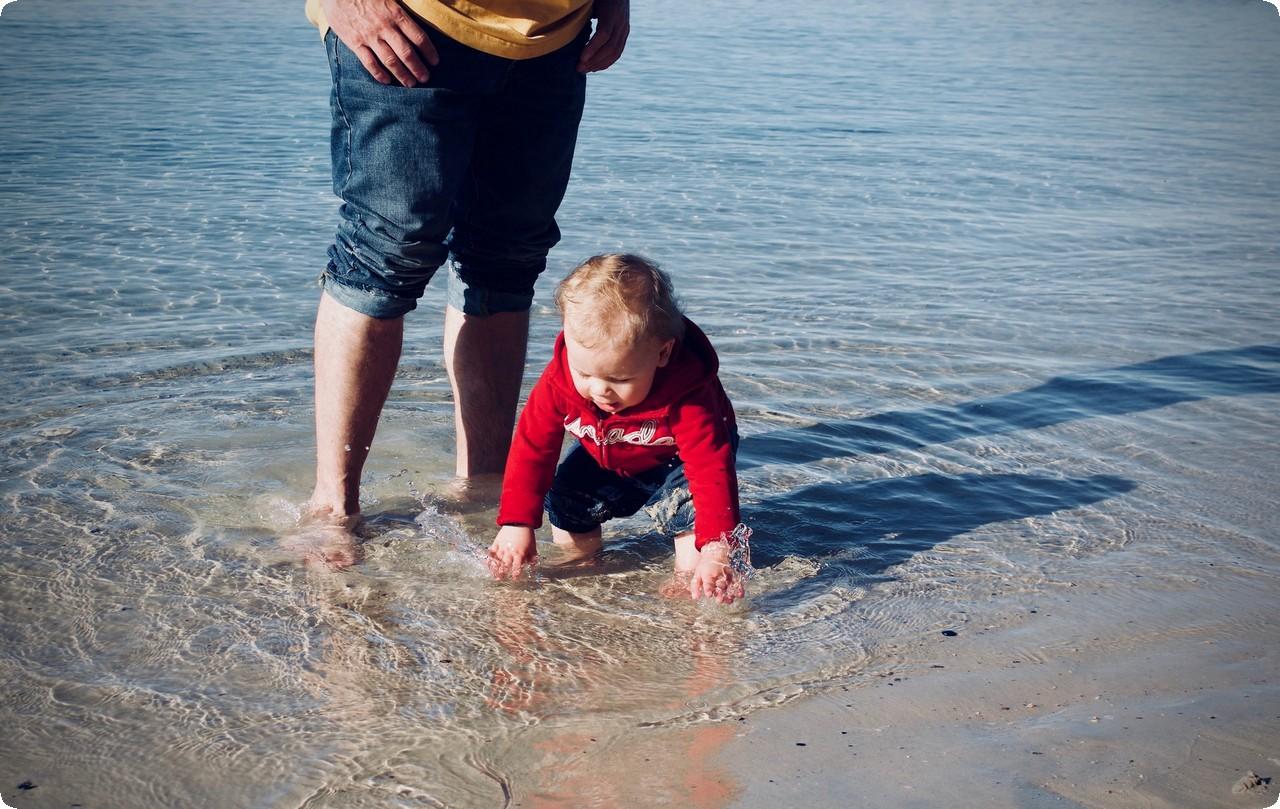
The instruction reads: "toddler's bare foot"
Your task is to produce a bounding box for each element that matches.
[550,532,603,565]
[659,570,695,599]
[543,548,603,572]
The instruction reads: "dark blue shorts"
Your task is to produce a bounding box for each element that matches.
[544,429,740,536]
[321,24,589,318]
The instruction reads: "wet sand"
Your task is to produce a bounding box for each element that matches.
[720,573,1279,808]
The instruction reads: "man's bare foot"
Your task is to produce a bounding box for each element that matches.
[281,510,362,570]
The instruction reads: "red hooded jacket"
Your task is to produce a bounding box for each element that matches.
[497,318,739,549]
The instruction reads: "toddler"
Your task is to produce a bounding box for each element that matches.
[487,254,746,603]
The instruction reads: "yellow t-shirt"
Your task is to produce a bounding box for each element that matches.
[305,0,594,60]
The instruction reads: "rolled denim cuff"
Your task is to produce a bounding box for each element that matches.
[318,262,418,319]
[445,261,537,316]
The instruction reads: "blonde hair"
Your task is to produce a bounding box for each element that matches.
[555,254,685,347]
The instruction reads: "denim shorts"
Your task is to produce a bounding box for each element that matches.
[544,429,741,536]
[321,23,588,319]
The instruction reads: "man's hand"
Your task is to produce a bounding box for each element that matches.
[323,0,439,86]
[689,540,743,605]
[578,0,630,73]
[488,525,538,579]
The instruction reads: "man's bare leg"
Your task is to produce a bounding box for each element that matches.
[309,291,404,521]
[443,304,529,479]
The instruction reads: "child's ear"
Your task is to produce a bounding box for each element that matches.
[656,338,676,367]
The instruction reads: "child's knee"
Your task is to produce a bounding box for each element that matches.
[544,479,615,535]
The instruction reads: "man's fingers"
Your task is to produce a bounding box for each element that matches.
[354,44,393,84]
[583,40,625,72]
[385,28,431,83]
[401,22,439,66]
[579,21,629,72]
[578,28,611,70]
[384,6,438,66]
[369,38,418,87]
[597,26,628,66]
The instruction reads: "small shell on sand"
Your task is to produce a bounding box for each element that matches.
[1231,770,1270,795]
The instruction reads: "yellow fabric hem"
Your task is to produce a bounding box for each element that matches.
[304,1,592,60]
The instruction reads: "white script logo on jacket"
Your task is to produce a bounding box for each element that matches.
[563,417,676,447]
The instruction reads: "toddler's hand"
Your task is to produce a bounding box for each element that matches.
[488,525,537,580]
[689,540,743,604]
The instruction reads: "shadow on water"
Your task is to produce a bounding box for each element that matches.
[729,345,1280,603]
[746,472,1135,607]
[739,344,1280,470]
[593,469,1134,598]
[373,346,1274,596]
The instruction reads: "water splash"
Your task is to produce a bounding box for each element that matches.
[413,506,530,581]
[725,523,755,585]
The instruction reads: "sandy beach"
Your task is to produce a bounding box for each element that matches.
[721,567,1278,808]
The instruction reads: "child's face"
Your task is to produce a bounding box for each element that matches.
[563,318,674,414]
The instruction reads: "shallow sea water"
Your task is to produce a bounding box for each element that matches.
[1,0,1278,806]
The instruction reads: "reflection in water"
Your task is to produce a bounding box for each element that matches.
[482,587,742,808]
[284,563,744,807]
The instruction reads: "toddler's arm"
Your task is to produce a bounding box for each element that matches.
[487,525,537,579]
